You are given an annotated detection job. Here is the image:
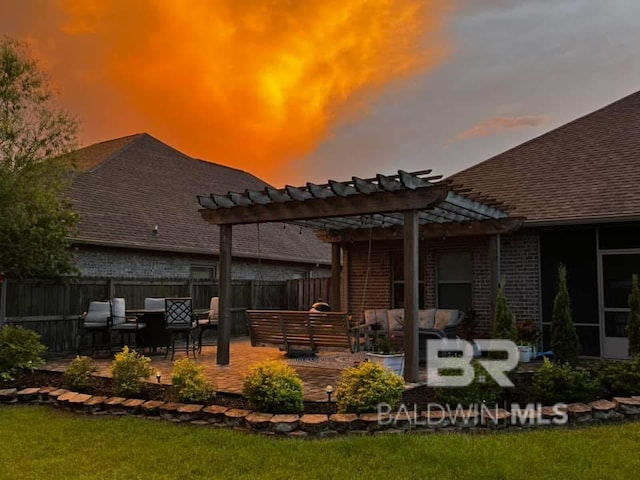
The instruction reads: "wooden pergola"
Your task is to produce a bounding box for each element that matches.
[198,170,521,382]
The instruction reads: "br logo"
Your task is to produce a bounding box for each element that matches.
[425,339,520,388]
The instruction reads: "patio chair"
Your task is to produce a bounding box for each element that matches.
[197,296,218,353]
[109,297,147,353]
[144,297,166,310]
[78,300,111,355]
[164,297,197,359]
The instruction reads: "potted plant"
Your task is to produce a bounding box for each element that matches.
[365,334,405,376]
[516,320,541,362]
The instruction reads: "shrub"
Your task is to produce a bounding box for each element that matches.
[530,358,599,405]
[336,361,404,413]
[493,279,517,342]
[597,357,640,398]
[110,346,153,397]
[63,356,96,392]
[242,360,304,413]
[0,325,46,384]
[628,274,640,357]
[171,358,215,403]
[434,361,504,407]
[551,264,580,365]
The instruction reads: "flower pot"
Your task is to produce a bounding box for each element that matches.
[365,352,405,376]
[518,345,532,363]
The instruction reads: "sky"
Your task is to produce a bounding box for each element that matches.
[2,0,639,187]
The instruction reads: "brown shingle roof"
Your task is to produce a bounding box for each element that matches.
[69,133,330,264]
[450,90,640,224]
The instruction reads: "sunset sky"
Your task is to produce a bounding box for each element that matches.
[2,0,639,186]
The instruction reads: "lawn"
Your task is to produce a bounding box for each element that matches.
[1,406,639,479]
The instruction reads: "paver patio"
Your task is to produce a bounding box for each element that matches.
[43,338,423,402]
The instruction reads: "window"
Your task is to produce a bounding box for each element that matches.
[391,252,424,308]
[437,252,472,312]
[190,265,216,281]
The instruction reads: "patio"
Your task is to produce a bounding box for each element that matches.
[42,338,425,402]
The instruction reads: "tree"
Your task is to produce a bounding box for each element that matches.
[0,36,78,278]
[551,264,580,365]
[492,278,517,342]
[628,274,640,357]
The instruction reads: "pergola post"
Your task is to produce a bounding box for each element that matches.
[217,224,232,365]
[403,209,420,383]
[331,243,341,311]
[341,244,350,316]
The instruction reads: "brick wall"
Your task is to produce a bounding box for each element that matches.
[345,231,541,338]
[75,246,330,281]
[499,230,541,324]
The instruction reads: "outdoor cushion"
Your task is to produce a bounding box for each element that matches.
[387,309,405,331]
[110,297,127,325]
[84,301,110,325]
[364,309,390,330]
[144,297,165,310]
[208,296,219,322]
[363,309,377,325]
[419,309,436,329]
[434,309,459,330]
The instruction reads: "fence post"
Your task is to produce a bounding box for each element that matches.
[250,280,256,309]
[108,278,116,299]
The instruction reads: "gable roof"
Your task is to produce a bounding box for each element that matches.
[69,133,330,264]
[450,90,640,225]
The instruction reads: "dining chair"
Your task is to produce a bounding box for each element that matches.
[144,297,166,310]
[109,297,147,353]
[197,296,218,353]
[164,297,197,359]
[78,300,111,355]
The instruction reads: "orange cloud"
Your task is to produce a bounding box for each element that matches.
[50,0,454,184]
[452,115,550,143]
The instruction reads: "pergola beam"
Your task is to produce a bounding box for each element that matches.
[316,218,524,243]
[200,185,449,226]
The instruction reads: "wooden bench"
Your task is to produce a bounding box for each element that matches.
[247,310,354,356]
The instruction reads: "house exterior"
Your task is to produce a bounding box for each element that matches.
[344,90,640,358]
[69,133,331,283]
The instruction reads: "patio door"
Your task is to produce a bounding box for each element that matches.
[600,252,640,358]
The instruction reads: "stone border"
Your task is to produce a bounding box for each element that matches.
[1,387,639,439]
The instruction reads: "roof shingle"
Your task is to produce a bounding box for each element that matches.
[69,133,330,264]
[450,90,640,224]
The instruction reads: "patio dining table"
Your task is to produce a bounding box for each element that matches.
[125,308,211,354]
[125,309,168,353]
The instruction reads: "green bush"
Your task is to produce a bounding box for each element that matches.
[434,361,504,407]
[336,361,404,413]
[63,356,96,392]
[551,264,580,365]
[597,357,640,398]
[0,325,46,384]
[171,358,215,403]
[242,360,304,413]
[530,358,599,405]
[110,346,153,397]
[493,279,517,342]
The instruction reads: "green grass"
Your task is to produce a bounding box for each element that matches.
[1,406,639,479]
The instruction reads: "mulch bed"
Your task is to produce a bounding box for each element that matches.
[8,369,433,415]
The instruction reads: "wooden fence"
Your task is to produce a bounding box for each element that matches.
[0,276,331,354]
